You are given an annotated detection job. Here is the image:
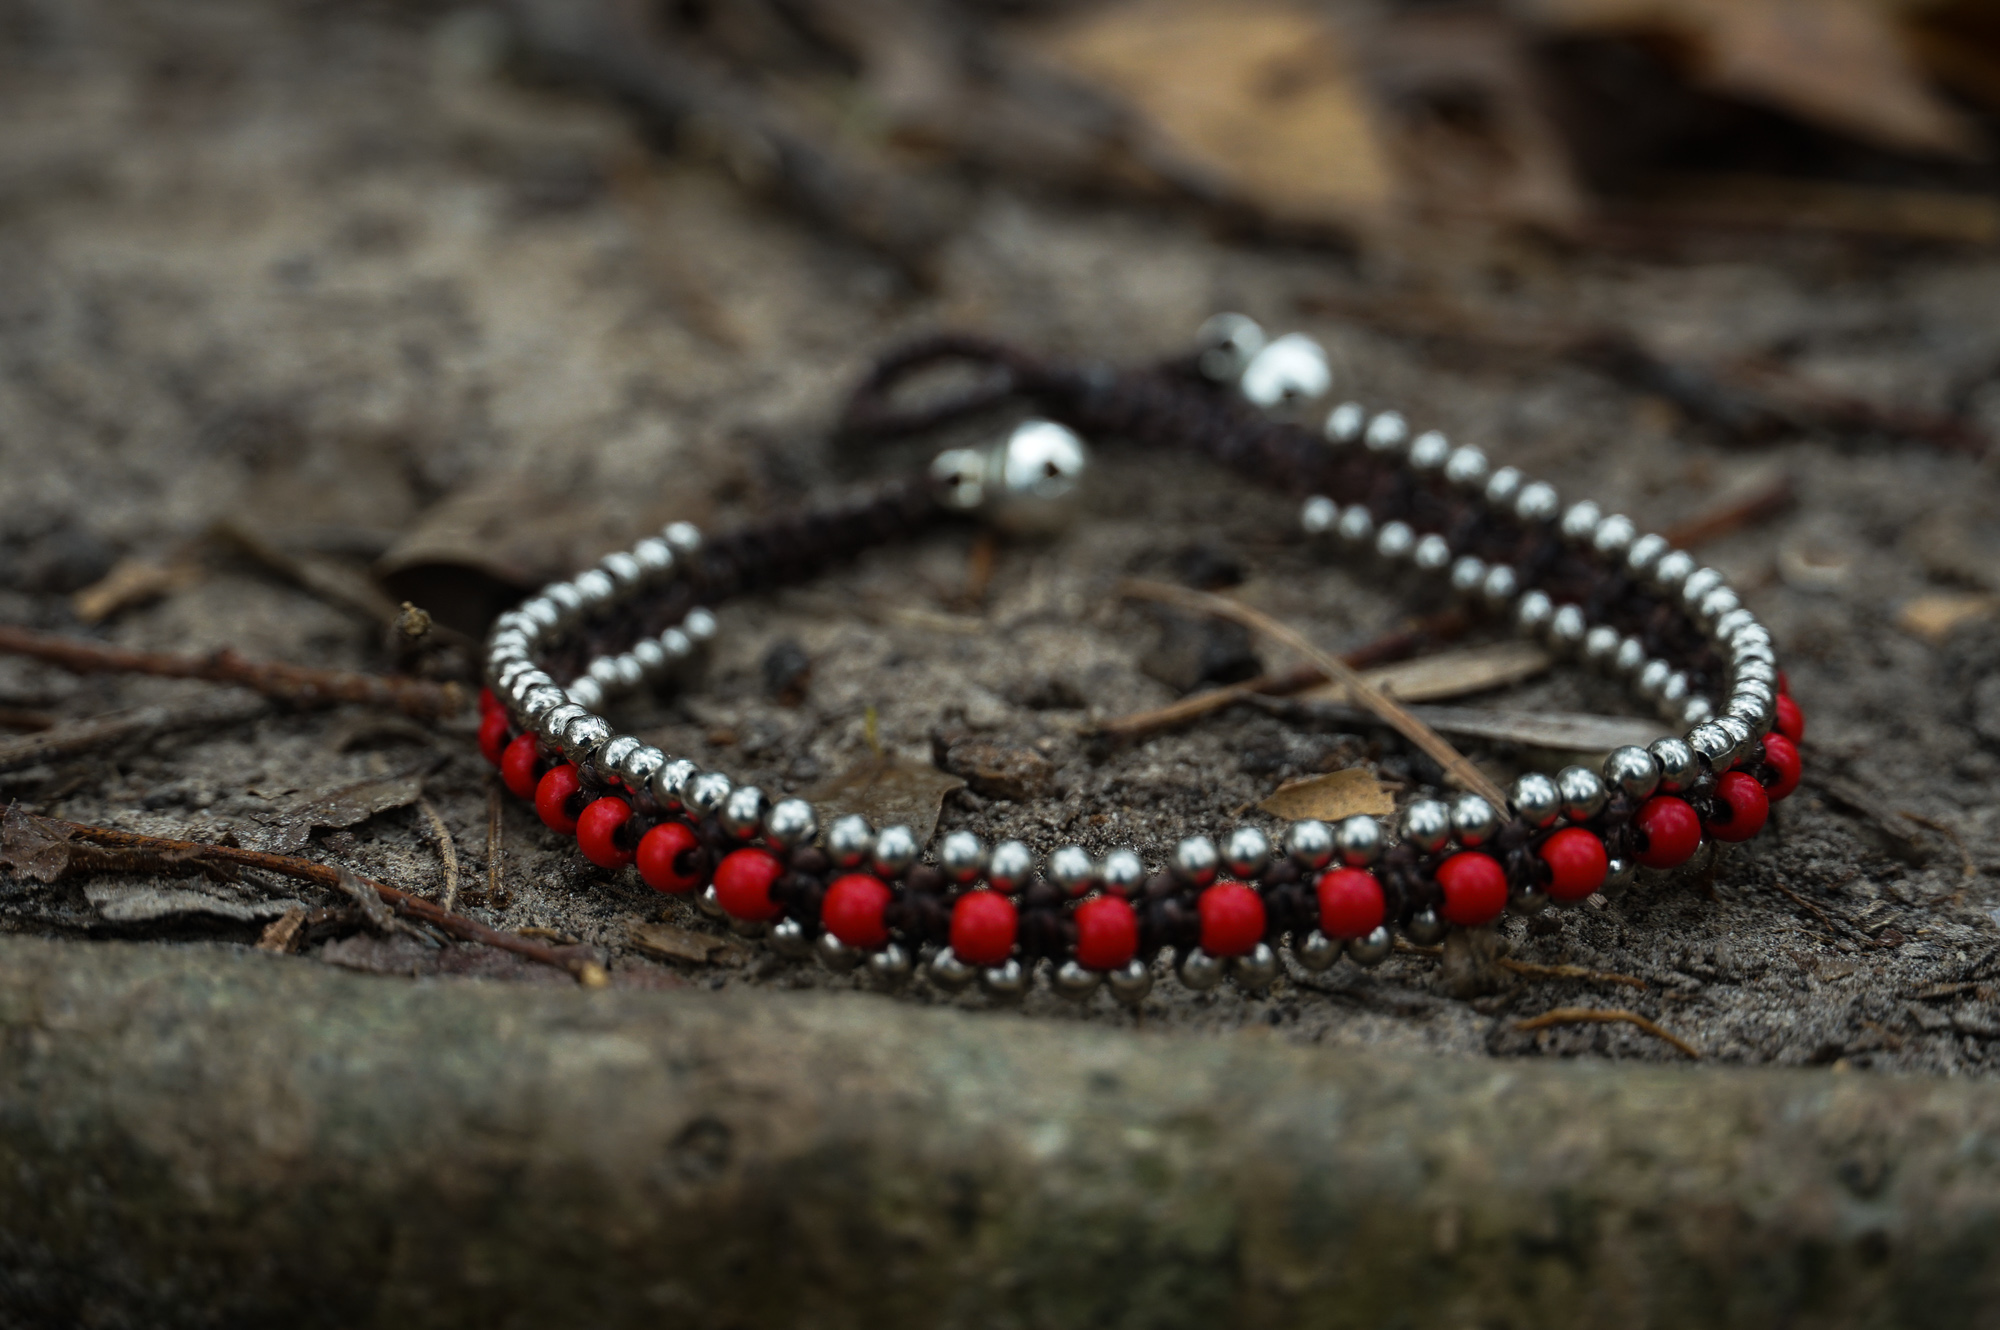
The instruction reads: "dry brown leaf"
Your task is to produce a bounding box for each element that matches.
[1896,592,1999,645]
[271,770,428,853]
[629,921,746,966]
[799,756,965,845]
[1258,767,1396,823]
[72,557,202,624]
[1300,641,1551,706]
[1528,0,1979,157]
[1028,0,1396,228]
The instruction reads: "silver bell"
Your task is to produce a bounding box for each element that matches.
[932,419,1089,535]
[1230,942,1280,991]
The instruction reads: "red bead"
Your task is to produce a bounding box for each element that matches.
[478,707,512,767]
[501,733,544,800]
[823,873,893,949]
[1706,770,1769,843]
[1436,852,1507,927]
[1539,827,1608,903]
[1074,895,1138,971]
[1635,795,1701,869]
[1774,694,1804,743]
[713,848,784,921]
[1197,881,1265,957]
[1315,868,1384,940]
[576,797,635,870]
[951,890,1017,967]
[534,764,583,834]
[636,820,703,894]
[478,686,501,717]
[1760,732,1801,801]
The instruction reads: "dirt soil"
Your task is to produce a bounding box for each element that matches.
[4,0,2000,1075]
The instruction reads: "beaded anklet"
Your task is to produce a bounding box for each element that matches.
[476,316,1804,1002]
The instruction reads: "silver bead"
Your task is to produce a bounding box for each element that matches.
[940,831,988,885]
[1698,586,1741,628]
[1098,848,1145,897]
[1449,555,1487,597]
[1727,695,1773,739]
[521,685,567,723]
[1196,312,1267,381]
[1364,410,1408,453]
[1336,505,1375,546]
[763,798,818,850]
[697,883,726,919]
[1324,401,1366,443]
[1047,844,1096,897]
[926,947,977,993]
[1171,836,1219,886]
[1450,793,1499,848]
[632,537,675,579]
[1346,926,1393,967]
[618,744,666,792]
[574,569,616,606]
[1516,590,1554,636]
[1603,745,1661,801]
[1444,445,1489,489]
[1604,856,1637,891]
[1592,514,1637,558]
[1547,604,1587,653]
[1715,716,1753,767]
[1687,723,1733,770]
[686,771,734,819]
[1107,958,1154,1006]
[652,758,698,811]
[1300,495,1338,537]
[597,734,642,780]
[1412,533,1451,572]
[1733,659,1777,687]
[1052,959,1102,1001]
[1510,879,1550,914]
[1408,429,1451,471]
[1335,815,1382,867]
[1648,737,1698,793]
[1404,907,1447,946]
[659,627,693,663]
[663,521,702,555]
[600,550,644,590]
[1223,827,1272,880]
[1626,532,1669,577]
[1178,948,1226,991]
[537,701,586,744]
[1659,672,1691,713]
[769,916,813,960]
[1401,799,1451,854]
[519,596,560,632]
[1637,658,1673,701]
[1681,696,1715,727]
[1375,520,1416,561]
[1614,635,1648,677]
[683,607,718,644]
[558,713,612,766]
[817,931,862,972]
[1240,333,1331,408]
[980,958,1027,1000]
[1284,819,1336,871]
[1557,765,1607,821]
[565,677,605,712]
[1484,466,1524,508]
[1582,624,1621,670]
[1680,567,1726,610]
[1231,942,1279,991]
[544,581,585,622]
[980,420,1090,533]
[985,839,1034,893]
[1511,772,1561,829]
[630,638,668,675]
[1515,481,1560,524]
[1560,499,1603,544]
[1482,564,1519,609]
[612,654,645,690]
[870,824,920,879]
[1294,930,1341,972]
[1651,549,1696,593]
[1713,607,1757,642]
[826,815,873,869]
[866,943,913,990]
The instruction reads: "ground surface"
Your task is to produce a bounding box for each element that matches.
[4,0,2000,1076]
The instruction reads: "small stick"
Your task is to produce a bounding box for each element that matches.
[417,797,462,914]
[1898,810,1978,884]
[0,707,57,732]
[1513,1007,1701,1059]
[0,624,462,720]
[0,695,270,774]
[1118,580,1508,808]
[1661,473,1797,548]
[256,905,308,954]
[1497,958,1647,990]
[40,816,596,982]
[486,777,506,908]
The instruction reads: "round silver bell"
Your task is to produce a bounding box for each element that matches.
[662,521,703,556]
[1603,746,1661,802]
[1346,926,1394,967]
[926,947,977,993]
[1107,958,1154,1006]
[1408,429,1452,472]
[1324,401,1366,443]
[697,883,726,919]
[1336,505,1375,547]
[1481,564,1519,609]
[1401,800,1451,855]
[1285,819,1335,871]
[1484,466,1524,508]
[1178,948,1226,991]
[564,677,604,712]
[1557,766,1608,822]
[652,758,698,812]
[1649,737,1698,793]
[870,824,920,879]
[763,799,818,851]
[816,931,863,972]
[768,916,814,960]
[1335,815,1382,867]
[1224,826,1272,880]
[1515,482,1560,524]
[1047,845,1096,896]
[866,942,914,990]
[1172,836,1220,886]
[1651,549,1697,593]
[1412,533,1452,573]
[1196,312,1266,380]
[1364,411,1409,453]
[1511,772,1561,829]
[1444,445,1489,489]
[1375,521,1416,562]
[719,785,768,840]
[1626,532,1668,576]
[1604,856,1637,891]
[826,814,873,869]
[1294,930,1342,972]
[980,959,1028,1001]
[1582,625,1621,671]
[1052,960,1103,1001]
[618,744,667,794]
[1592,514,1637,558]
[1231,942,1280,991]
[1450,794,1499,848]
[1559,500,1603,544]
[1449,555,1488,597]
[1098,849,1145,897]
[1240,333,1331,409]
[1301,495,1338,538]
[1404,908,1447,946]
[986,839,1034,893]
[685,771,733,820]
[1510,880,1550,915]
[936,830,986,885]
[1516,590,1554,636]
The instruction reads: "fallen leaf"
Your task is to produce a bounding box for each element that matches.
[272,770,427,852]
[1300,641,1551,706]
[257,905,308,954]
[1293,701,1664,755]
[1029,0,1397,229]
[935,737,1056,802]
[1258,768,1395,822]
[0,804,77,883]
[628,921,747,966]
[1896,593,1999,645]
[799,756,965,843]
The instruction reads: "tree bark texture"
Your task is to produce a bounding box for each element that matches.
[1,937,1997,1328]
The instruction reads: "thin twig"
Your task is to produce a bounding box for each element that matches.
[0,624,462,720]
[417,797,462,915]
[1513,1007,1701,1059]
[1117,580,1507,807]
[1661,473,1797,548]
[1497,958,1647,990]
[0,695,271,774]
[486,776,506,909]
[28,813,597,982]
[1899,810,1978,884]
